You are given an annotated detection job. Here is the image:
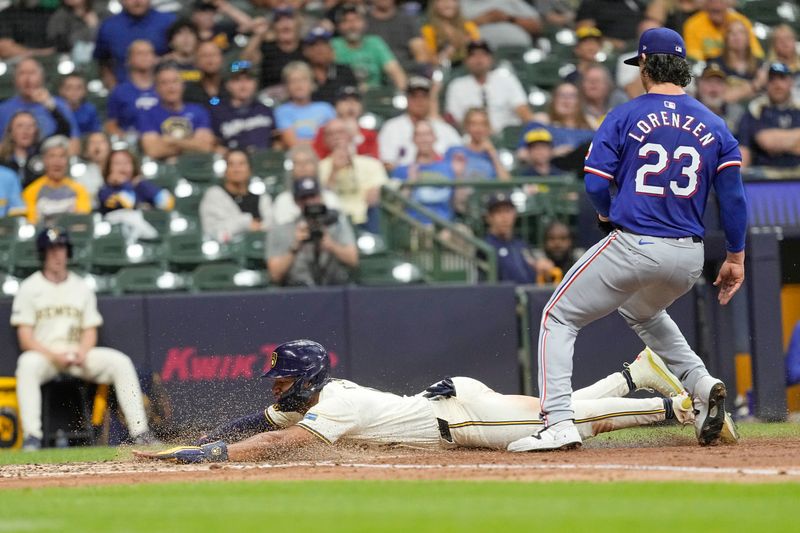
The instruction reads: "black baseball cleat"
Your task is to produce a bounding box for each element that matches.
[694,382,727,446]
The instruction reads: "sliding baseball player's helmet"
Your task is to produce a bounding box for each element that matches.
[263,340,331,411]
[36,226,73,262]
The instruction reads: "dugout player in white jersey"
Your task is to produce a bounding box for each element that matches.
[134,340,737,464]
[506,28,748,453]
[12,227,156,449]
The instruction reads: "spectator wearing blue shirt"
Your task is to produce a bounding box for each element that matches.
[0,58,80,153]
[516,128,569,178]
[138,62,215,160]
[106,39,160,136]
[58,74,102,136]
[275,61,336,147]
[482,192,537,284]
[0,164,26,218]
[98,149,173,214]
[738,63,800,168]
[391,120,456,225]
[445,108,510,181]
[211,61,275,151]
[94,0,176,86]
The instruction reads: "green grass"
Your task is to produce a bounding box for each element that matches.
[0,446,124,465]
[0,480,797,533]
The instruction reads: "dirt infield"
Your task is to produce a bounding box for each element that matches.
[2,434,799,489]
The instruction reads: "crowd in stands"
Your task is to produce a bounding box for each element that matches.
[0,0,798,288]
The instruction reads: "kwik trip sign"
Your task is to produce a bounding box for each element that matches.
[161,344,340,382]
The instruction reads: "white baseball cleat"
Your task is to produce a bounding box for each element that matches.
[507,420,582,452]
[671,392,695,425]
[625,347,685,397]
[719,412,740,445]
[694,378,728,446]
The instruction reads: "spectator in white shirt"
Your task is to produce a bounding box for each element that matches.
[378,75,462,169]
[445,39,534,134]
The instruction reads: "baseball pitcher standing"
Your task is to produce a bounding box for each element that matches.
[509,28,747,452]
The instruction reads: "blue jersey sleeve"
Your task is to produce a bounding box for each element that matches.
[713,129,746,253]
[190,104,211,131]
[583,112,620,182]
[137,108,160,134]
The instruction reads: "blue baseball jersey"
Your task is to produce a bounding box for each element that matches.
[584,93,742,238]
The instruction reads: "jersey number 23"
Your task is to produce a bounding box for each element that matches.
[636,143,700,198]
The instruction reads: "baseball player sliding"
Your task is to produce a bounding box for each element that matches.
[135,340,736,463]
[507,28,748,452]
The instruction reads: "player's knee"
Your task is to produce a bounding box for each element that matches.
[15,351,49,377]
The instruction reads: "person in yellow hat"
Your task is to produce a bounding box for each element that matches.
[517,128,568,178]
[566,26,604,85]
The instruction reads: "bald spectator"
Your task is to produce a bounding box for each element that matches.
[319,118,388,231]
[105,40,160,137]
[460,0,541,49]
[271,145,342,227]
[94,0,177,87]
[444,40,533,135]
[738,63,800,168]
[0,59,80,152]
[22,136,91,225]
[312,86,379,160]
[379,76,462,169]
[331,4,407,90]
[683,0,763,62]
[303,27,359,105]
[137,63,215,160]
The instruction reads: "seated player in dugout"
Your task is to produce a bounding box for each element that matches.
[135,339,739,463]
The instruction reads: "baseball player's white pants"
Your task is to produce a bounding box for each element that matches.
[428,376,670,450]
[15,347,149,440]
[538,230,709,426]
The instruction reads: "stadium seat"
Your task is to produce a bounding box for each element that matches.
[141,209,171,237]
[741,0,798,26]
[173,191,205,218]
[519,59,567,90]
[166,230,232,271]
[250,149,287,180]
[230,230,266,269]
[190,263,269,292]
[91,233,164,273]
[114,266,188,294]
[357,255,424,285]
[363,86,403,121]
[51,213,94,244]
[9,239,42,278]
[498,125,525,151]
[175,153,221,183]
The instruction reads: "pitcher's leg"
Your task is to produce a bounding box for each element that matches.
[15,351,60,440]
[76,347,150,437]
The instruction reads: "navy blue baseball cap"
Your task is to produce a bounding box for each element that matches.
[623,27,686,66]
[303,26,333,46]
[768,62,792,78]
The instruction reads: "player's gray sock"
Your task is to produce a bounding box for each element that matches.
[621,368,637,394]
[662,397,675,420]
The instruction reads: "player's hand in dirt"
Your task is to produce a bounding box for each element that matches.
[133,441,229,464]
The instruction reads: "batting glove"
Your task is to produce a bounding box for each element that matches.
[140,440,229,464]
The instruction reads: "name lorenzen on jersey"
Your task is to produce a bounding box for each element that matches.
[627,111,716,146]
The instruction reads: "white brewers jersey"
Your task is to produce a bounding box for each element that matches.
[266,379,441,446]
[10,271,103,352]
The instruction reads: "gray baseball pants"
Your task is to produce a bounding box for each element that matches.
[538,229,711,426]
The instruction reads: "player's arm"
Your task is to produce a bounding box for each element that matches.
[171,128,216,153]
[195,409,281,445]
[17,325,70,367]
[753,128,800,155]
[226,425,318,461]
[74,327,97,365]
[713,164,747,305]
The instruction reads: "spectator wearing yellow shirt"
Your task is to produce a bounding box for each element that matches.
[683,0,763,61]
[420,0,480,67]
[22,136,90,224]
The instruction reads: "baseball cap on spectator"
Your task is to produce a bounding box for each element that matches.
[700,63,726,80]
[293,177,321,199]
[768,63,792,79]
[576,27,603,41]
[273,7,295,22]
[623,27,686,65]
[406,75,432,93]
[336,85,361,101]
[303,27,333,46]
[484,192,515,213]
[524,129,553,145]
[467,39,492,56]
[227,60,254,79]
[336,3,366,23]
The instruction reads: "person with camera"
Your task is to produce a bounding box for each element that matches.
[266,177,358,287]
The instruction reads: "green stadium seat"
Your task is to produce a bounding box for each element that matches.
[76,272,116,295]
[231,230,266,269]
[115,266,188,294]
[173,192,205,218]
[141,209,171,237]
[91,234,164,273]
[357,255,424,286]
[167,231,232,271]
[175,153,220,183]
[250,149,287,178]
[51,213,94,244]
[191,263,269,292]
[498,125,525,151]
[10,239,41,278]
[741,0,798,26]
[518,59,568,90]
